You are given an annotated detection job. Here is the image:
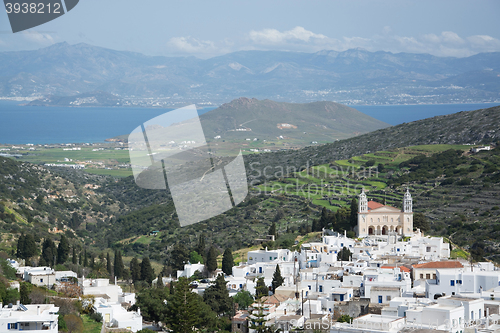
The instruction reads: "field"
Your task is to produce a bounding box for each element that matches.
[255,144,473,211]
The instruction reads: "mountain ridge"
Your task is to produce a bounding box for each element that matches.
[2,42,499,105]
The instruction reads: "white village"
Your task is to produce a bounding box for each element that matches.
[2,189,500,333]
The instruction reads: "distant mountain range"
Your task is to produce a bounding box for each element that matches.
[1,42,500,105]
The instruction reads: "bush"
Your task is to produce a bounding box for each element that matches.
[89,312,103,323]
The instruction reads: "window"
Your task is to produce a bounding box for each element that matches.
[420,274,424,279]
[269,257,272,260]
[451,280,455,286]
[426,274,431,279]
[8,323,18,329]
[319,285,323,292]
[308,285,311,290]
[239,284,243,289]
[433,274,437,279]
[426,247,431,252]
[40,278,43,283]
[387,296,391,301]
[237,324,241,329]
[378,296,383,303]
[471,311,474,320]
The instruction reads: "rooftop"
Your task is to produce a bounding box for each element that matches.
[413,261,463,269]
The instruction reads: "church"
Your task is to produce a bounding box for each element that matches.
[357,188,413,237]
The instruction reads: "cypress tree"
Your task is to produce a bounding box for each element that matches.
[41,239,57,267]
[255,277,268,299]
[221,248,233,276]
[156,272,163,289]
[106,252,112,276]
[16,234,26,259]
[130,257,140,282]
[350,198,358,230]
[140,257,154,285]
[83,249,88,267]
[203,274,233,315]
[196,234,206,260]
[271,264,284,293]
[171,243,189,271]
[268,222,277,239]
[57,235,70,264]
[114,250,124,279]
[72,247,77,265]
[206,246,218,275]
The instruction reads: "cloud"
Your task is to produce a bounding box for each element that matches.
[21,31,55,45]
[166,26,500,58]
[249,26,327,44]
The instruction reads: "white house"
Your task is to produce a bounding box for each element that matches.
[0,303,59,332]
[94,297,142,332]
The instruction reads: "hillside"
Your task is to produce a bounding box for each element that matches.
[245,105,500,184]
[198,97,389,150]
[1,105,500,271]
[2,43,500,105]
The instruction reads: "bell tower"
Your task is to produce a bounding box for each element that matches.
[403,188,412,213]
[359,188,368,213]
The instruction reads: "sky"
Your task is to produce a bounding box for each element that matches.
[0,0,500,58]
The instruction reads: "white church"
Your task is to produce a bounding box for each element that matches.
[357,188,413,237]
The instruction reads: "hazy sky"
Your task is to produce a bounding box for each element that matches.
[1,0,499,58]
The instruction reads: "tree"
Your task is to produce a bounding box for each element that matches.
[203,274,233,315]
[233,290,253,310]
[83,249,88,267]
[271,264,284,293]
[413,212,430,233]
[268,222,277,239]
[337,314,353,323]
[57,235,70,264]
[70,212,82,230]
[64,314,83,333]
[41,238,57,267]
[72,247,77,265]
[20,282,31,305]
[164,277,205,333]
[114,250,124,279]
[156,272,164,288]
[196,234,206,260]
[135,286,168,323]
[140,257,154,285]
[17,234,37,260]
[249,303,275,333]
[171,243,189,271]
[349,198,358,230]
[106,253,112,276]
[130,257,141,282]
[221,248,234,276]
[189,251,203,264]
[255,277,268,299]
[337,246,352,261]
[206,246,218,274]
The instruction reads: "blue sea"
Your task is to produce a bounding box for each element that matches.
[0,101,498,144]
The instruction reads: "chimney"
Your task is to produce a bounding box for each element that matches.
[137,308,140,315]
[115,276,117,285]
[16,300,20,307]
[37,306,40,316]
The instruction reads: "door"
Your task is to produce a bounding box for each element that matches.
[105,313,110,323]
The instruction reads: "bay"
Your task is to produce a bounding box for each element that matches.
[0,101,498,144]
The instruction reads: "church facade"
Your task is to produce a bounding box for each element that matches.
[357,188,413,237]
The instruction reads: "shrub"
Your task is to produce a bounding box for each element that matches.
[89,312,103,323]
